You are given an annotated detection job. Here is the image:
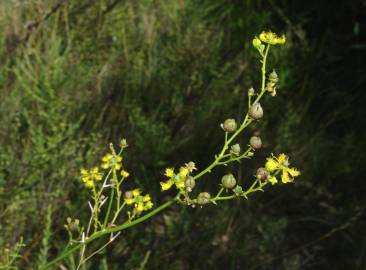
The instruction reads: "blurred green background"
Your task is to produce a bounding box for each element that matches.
[0,0,365,269]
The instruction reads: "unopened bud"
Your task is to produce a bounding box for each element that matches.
[248,103,263,120]
[248,87,255,96]
[221,174,237,189]
[120,138,128,148]
[185,176,196,192]
[222,119,237,133]
[196,192,211,205]
[230,144,241,155]
[249,136,262,150]
[268,70,279,83]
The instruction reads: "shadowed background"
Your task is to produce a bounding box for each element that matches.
[0,0,365,269]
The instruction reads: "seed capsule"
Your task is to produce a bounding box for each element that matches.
[248,103,264,120]
[256,167,268,181]
[221,174,237,189]
[223,119,237,133]
[249,136,262,150]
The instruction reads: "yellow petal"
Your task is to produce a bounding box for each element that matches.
[175,179,185,189]
[143,194,151,202]
[281,171,292,184]
[179,167,189,178]
[160,180,174,191]
[132,189,141,197]
[136,203,144,213]
[287,167,301,177]
[101,163,109,169]
[85,181,94,188]
[165,168,174,178]
[125,198,135,205]
[268,176,278,185]
[80,168,88,176]
[144,201,153,210]
[121,170,129,178]
[265,158,279,172]
[102,154,113,162]
[277,153,288,164]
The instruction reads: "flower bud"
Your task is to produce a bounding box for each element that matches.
[248,103,263,120]
[196,192,211,205]
[230,144,241,155]
[120,138,128,148]
[221,174,237,189]
[249,136,262,150]
[268,70,279,83]
[185,176,196,192]
[256,167,268,181]
[252,37,262,48]
[248,87,255,96]
[222,119,237,133]
[124,191,133,199]
[233,185,243,195]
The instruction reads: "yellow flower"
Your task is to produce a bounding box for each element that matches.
[85,180,94,189]
[268,176,278,185]
[101,153,123,170]
[144,201,153,210]
[136,202,144,213]
[125,198,135,205]
[165,168,175,178]
[132,189,141,197]
[265,153,301,184]
[80,167,103,188]
[121,170,129,178]
[143,194,151,202]
[175,178,185,189]
[265,158,279,172]
[91,167,102,181]
[160,180,174,191]
[259,31,286,45]
[179,167,189,178]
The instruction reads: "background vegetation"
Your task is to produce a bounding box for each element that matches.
[0,0,365,269]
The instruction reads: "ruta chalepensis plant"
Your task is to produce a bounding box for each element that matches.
[40,31,300,269]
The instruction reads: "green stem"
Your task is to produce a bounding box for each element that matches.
[193,45,271,182]
[103,169,117,227]
[41,198,177,270]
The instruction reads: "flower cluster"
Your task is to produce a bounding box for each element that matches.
[125,189,153,214]
[101,153,122,170]
[80,167,103,188]
[160,162,197,192]
[265,154,301,184]
[258,31,286,45]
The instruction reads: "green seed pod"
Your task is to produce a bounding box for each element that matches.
[223,119,237,133]
[221,174,237,189]
[256,167,268,181]
[197,192,211,205]
[185,176,196,192]
[249,136,262,150]
[230,144,241,155]
[248,103,264,120]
